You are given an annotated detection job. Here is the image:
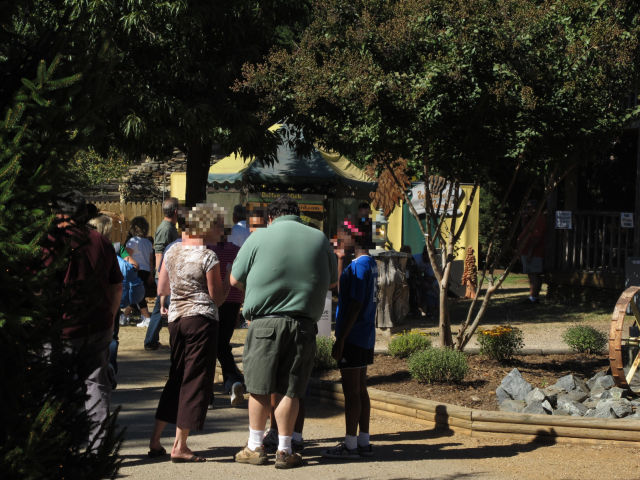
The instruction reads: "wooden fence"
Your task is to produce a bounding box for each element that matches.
[553,211,635,274]
[94,201,163,245]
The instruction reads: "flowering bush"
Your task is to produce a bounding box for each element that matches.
[477,325,524,362]
[388,331,432,358]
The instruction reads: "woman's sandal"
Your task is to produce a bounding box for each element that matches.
[171,455,207,463]
[147,447,167,458]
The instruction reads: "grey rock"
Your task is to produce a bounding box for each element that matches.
[582,399,598,409]
[564,389,589,403]
[523,401,547,415]
[587,371,606,390]
[542,386,563,407]
[525,388,546,405]
[496,385,511,404]
[553,408,571,416]
[584,408,597,417]
[611,399,633,418]
[541,400,554,413]
[557,395,589,416]
[554,374,578,392]
[588,390,604,400]
[593,400,618,418]
[499,399,526,413]
[598,390,613,400]
[594,375,616,390]
[608,387,625,400]
[497,369,533,402]
[574,377,590,394]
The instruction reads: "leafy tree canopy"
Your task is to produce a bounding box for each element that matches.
[242,0,640,184]
[106,0,313,204]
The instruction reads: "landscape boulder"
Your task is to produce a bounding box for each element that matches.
[499,399,526,413]
[523,401,546,415]
[496,368,532,403]
[557,396,589,416]
[495,368,640,420]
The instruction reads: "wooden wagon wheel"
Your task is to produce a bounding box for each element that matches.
[609,286,640,393]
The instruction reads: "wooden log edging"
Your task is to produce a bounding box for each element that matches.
[308,379,640,446]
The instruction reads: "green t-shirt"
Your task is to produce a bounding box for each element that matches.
[154,219,179,254]
[232,215,337,321]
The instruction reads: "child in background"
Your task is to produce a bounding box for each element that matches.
[324,219,377,459]
[125,216,154,327]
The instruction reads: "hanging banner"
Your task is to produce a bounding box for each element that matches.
[410,182,463,216]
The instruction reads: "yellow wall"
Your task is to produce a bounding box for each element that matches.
[445,185,479,261]
[170,172,187,203]
[385,184,480,262]
[384,204,404,251]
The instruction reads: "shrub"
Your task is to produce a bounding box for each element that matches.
[407,348,469,383]
[388,331,432,358]
[562,325,608,354]
[477,325,524,362]
[315,336,337,370]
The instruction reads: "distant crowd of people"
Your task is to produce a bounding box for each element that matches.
[45,192,380,468]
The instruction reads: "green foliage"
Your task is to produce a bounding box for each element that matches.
[245,0,640,181]
[1,36,122,480]
[388,331,432,358]
[109,0,314,204]
[562,325,607,354]
[477,326,524,362]
[68,148,130,190]
[407,348,469,384]
[315,336,337,370]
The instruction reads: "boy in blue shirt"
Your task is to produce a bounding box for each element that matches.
[324,219,377,459]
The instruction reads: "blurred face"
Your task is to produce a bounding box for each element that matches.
[202,216,224,244]
[248,213,267,232]
[55,213,73,228]
[336,229,356,252]
[358,206,371,221]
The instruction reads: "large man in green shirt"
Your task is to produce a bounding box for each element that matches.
[231,195,337,469]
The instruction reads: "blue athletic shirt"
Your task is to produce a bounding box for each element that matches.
[335,255,378,349]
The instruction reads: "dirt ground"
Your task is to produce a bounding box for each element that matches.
[316,352,611,411]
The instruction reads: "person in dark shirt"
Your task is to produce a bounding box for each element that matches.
[42,191,123,448]
[144,197,179,350]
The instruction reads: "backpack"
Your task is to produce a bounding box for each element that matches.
[118,256,145,308]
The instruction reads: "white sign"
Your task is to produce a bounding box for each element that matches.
[317,290,332,337]
[555,211,572,229]
[410,182,463,216]
[621,212,634,229]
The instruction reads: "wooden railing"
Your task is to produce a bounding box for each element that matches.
[553,211,635,274]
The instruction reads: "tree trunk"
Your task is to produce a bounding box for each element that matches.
[438,257,453,347]
[185,140,213,207]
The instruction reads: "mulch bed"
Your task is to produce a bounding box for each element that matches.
[314,353,609,411]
